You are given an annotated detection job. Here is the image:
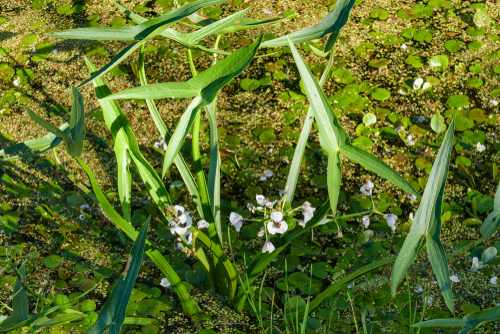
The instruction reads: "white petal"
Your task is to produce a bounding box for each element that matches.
[262,241,275,253]
[413,78,423,90]
[197,220,209,229]
[256,195,267,206]
[174,205,185,216]
[422,82,431,90]
[270,211,283,223]
[276,221,288,234]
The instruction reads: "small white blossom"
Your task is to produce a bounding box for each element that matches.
[422,82,431,90]
[79,214,85,220]
[395,126,403,133]
[284,157,290,164]
[384,214,398,231]
[160,277,171,288]
[230,212,243,232]
[450,275,460,283]
[490,100,499,106]
[414,286,424,293]
[154,139,167,151]
[385,147,391,152]
[13,78,20,86]
[268,148,273,153]
[183,229,193,244]
[347,283,355,289]
[173,49,179,53]
[409,212,414,221]
[490,277,498,285]
[51,48,59,54]
[247,203,255,213]
[267,212,288,235]
[476,142,486,152]
[197,220,209,229]
[80,204,90,210]
[398,89,407,95]
[401,44,408,50]
[169,205,192,235]
[424,296,433,304]
[362,215,370,228]
[471,257,484,272]
[262,241,275,253]
[416,116,426,122]
[302,202,316,225]
[256,195,268,206]
[360,180,374,196]
[263,8,273,15]
[257,228,265,237]
[407,135,415,146]
[259,169,274,181]
[409,194,417,203]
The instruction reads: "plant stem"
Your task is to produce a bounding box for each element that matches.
[8,261,52,305]
[347,291,360,334]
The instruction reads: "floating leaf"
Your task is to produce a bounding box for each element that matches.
[371,88,390,100]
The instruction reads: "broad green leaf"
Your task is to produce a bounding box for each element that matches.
[391,117,455,312]
[31,314,84,331]
[86,58,172,212]
[137,45,202,218]
[67,0,230,87]
[327,150,342,214]
[285,55,335,203]
[86,219,150,334]
[77,158,198,314]
[114,3,230,56]
[481,246,497,264]
[25,106,72,145]
[415,304,500,333]
[288,37,349,153]
[261,0,355,51]
[481,181,500,238]
[339,144,419,197]
[0,265,28,331]
[0,123,69,161]
[217,16,291,35]
[68,87,86,158]
[47,0,228,41]
[160,36,263,177]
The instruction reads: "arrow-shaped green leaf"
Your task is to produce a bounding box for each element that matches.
[0,264,28,331]
[391,117,456,312]
[86,218,150,334]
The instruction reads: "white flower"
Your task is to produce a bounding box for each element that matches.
[257,228,265,237]
[51,49,59,54]
[197,220,209,229]
[384,214,398,231]
[385,147,391,152]
[395,126,403,133]
[422,82,431,90]
[256,195,268,206]
[409,194,417,203]
[247,203,255,213]
[413,78,424,90]
[476,142,486,152]
[173,49,179,53]
[398,89,407,95]
[262,241,275,253]
[407,135,415,146]
[13,78,20,86]
[490,100,499,106]
[160,277,171,288]
[347,283,355,289]
[450,275,460,283]
[183,229,193,244]
[360,180,374,196]
[169,205,192,235]
[268,148,273,153]
[230,212,243,232]
[401,44,408,50]
[416,116,426,122]
[409,212,414,221]
[80,204,90,210]
[362,215,370,228]
[471,257,484,272]
[154,139,167,151]
[424,296,433,304]
[79,214,85,220]
[414,286,424,293]
[302,202,316,225]
[267,212,288,235]
[263,8,273,15]
[259,169,274,181]
[490,277,497,285]
[284,157,290,164]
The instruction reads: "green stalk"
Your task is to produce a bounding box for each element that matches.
[7,261,52,305]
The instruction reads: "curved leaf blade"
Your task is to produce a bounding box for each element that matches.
[327,150,342,214]
[68,86,86,158]
[261,0,355,48]
[77,158,199,314]
[86,219,150,334]
[481,181,500,238]
[391,118,455,312]
[339,144,419,197]
[0,265,28,331]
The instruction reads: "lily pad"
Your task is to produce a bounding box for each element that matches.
[240,78,260,91]
[371,88,390,100]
